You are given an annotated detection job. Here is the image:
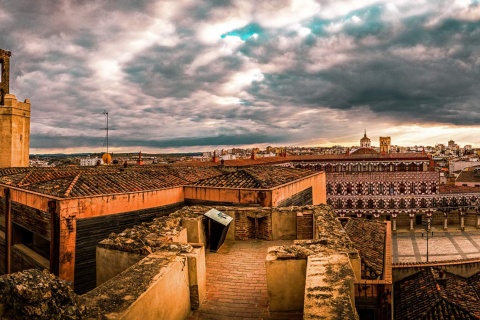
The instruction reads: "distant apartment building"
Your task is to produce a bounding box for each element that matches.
[80,157,103,166]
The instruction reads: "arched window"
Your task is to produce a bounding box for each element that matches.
[378,199,385,209]
[368,183,374,195]
[336,184,343,194]
[379,184,384,195]
[327,198,333,205]
[442,197,447,207]
[431,183,437,193]
[420,183,427,193]
[410,182,415,194]
[399,183,406,194]
[389,199,395,209]
[347,200,353,209]
[336,199,343,209]
[389,183,395,195]
[450,198,457,207]
[398,163,406,171]
[326,183,333,194]
[431,198,437,207]
[346,183,352,194]
[368,199,374,209]
[421,198,427,208]
[410,198,416,208]
[357,200,364,209]
[399,199,406,209]
[357,184,363,195]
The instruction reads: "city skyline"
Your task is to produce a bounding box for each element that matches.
[2,1,480,154]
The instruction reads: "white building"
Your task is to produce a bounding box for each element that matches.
[80,157,103,166]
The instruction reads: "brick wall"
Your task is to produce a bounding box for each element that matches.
[296,212,313,239]
[234,211,272,240]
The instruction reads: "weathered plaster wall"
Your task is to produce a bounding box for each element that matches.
[184,187,271,206]
[266,247,307,311]
[83,253,191,320]
[270,208,296,240]
[96,248,145,287]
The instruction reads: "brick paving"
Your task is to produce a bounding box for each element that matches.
[393,226,480,263]
[188,239,303,320]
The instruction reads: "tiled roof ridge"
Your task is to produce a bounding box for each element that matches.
[64,174,81,197]
[17,169,34,186]
[437,296,479,319]
[393,257,480,268]
[243,167,268,189]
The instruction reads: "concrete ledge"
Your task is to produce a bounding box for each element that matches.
[96,247,145,286]
[84,252,191,320]
[304,253,357,320]
[266,247,307,311]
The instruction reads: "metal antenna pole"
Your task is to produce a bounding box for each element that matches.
[104,110,108,158]
[426,224,429,262]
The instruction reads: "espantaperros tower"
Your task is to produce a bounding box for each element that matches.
[0,49,31,167]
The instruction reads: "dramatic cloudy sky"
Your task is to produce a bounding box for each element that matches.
[2,0,480,154]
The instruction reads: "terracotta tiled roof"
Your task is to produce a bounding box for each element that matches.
[0,166,226,198]
[222,152,429,167]
[440,185,480,194]
[344,219,385,279]
[350,148,379,155]
[395,268,480,320]
[191,166,317,189]
[456,170,480,183]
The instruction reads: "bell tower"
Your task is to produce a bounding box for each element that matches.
[379,137,391,154]
[0,49,31,167]
[0,49,11,105]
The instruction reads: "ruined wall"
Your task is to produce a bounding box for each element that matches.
[84,253,191,320]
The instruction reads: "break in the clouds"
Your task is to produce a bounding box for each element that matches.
[2,0,480,153]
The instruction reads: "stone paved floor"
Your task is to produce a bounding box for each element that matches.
[394,226,480,263]
[187,239,303,320]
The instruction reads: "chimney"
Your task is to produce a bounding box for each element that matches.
[436,270,447,287]
[136,151,144,166]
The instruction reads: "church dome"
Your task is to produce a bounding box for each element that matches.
[360,131,371,148]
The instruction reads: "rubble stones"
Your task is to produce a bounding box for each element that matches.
[99,215,191,255]
[0,269,85,320]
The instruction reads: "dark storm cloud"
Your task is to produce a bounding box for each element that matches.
[2,0,480,152]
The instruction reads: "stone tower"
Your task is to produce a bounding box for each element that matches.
[379,136,391,154]
[0,49,11,105]
[0,49,31,167]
